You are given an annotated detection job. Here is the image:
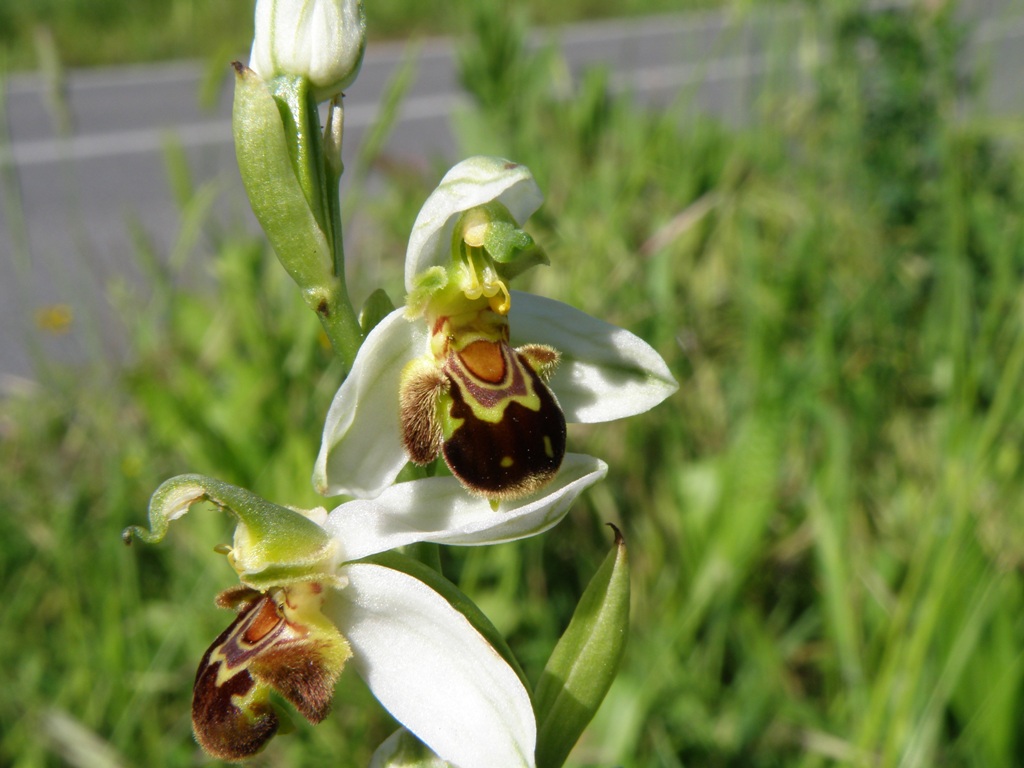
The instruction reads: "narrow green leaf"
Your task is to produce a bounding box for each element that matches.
[534,525,629,768]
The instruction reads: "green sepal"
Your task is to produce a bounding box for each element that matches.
[360,550,531,695]
[534,525,630,768]
[360,288,396,334]
[123,474,339,591]
[231,63,334,295]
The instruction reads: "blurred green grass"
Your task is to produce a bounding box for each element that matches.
[0,0,722,72]
[4,2,1024,767]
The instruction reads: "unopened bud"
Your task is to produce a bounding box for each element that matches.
[250,0,366,102]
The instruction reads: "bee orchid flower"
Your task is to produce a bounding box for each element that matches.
[314,155,678,503]
[123,473,556,766]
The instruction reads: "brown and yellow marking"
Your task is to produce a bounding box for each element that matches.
[192,587,351,761]
[458,339,506,384]
[242,598,283,645]
[442,350,567,500]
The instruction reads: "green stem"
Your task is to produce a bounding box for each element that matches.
[317,98,364,370]
[311,279,363,373]
[274,88,363,369]
[323,98,346,270]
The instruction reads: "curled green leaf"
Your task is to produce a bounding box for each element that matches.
[534,524,629,768]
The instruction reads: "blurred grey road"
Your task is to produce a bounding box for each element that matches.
[1,2,1022,385]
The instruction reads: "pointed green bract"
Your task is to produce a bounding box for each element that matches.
[370,728,455,767]
[360,287,397,334]
[267,74,331,236]
[232,63,334,294]
[533,526,630,768]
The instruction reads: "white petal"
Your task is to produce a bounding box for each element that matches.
[334,563,536,768]
[509,291,678,423]
[313,308,423,498]
[326,454,607,561]
[405,157,543,291]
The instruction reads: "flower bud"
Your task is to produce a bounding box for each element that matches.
[250,0,366,102]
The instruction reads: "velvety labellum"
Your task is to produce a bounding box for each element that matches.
[400,301,567,500]
[443,340,566,499]
[191,586,346,760]
[192,593,283,760]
